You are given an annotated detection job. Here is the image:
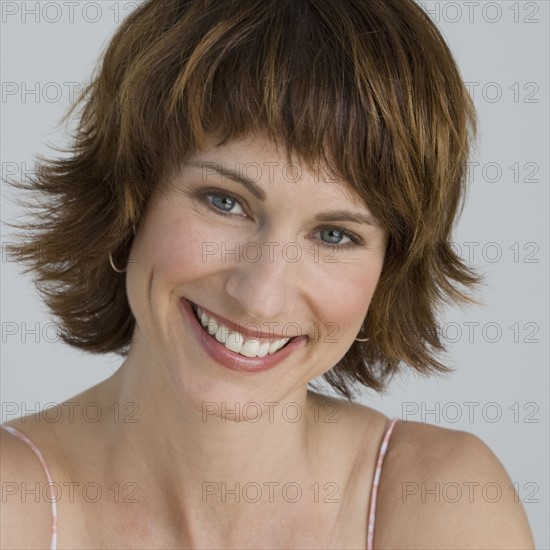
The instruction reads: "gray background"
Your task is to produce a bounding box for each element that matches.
[1,1,548,547]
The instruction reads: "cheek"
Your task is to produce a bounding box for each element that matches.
[337,269,380,320]
[126,205,221,331]
[313,258,384,341]
[131,202,222,283]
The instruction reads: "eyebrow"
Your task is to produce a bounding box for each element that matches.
[185,161,266,200]
[183,160,379,227]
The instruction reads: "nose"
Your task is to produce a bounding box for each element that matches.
[224,239,300,324]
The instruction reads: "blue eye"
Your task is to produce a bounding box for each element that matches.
[205,192,247,217]
[195,187,364,252]
[320,229,351,244]
[315,227,362,251]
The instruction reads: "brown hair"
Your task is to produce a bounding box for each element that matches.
[4,0,484,400]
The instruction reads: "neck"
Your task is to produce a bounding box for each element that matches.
[87,343,332,543]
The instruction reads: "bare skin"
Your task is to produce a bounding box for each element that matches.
[0,380,535,549]
[2,381,391,549]
[1,132,536,548]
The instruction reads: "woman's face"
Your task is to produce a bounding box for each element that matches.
[126,132,389,412]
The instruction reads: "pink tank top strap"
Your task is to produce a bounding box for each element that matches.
[367,416,398,550]
[1,425,58,550]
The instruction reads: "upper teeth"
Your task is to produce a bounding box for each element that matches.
[195,306,291,357]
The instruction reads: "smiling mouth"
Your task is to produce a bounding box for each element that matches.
[189,301,299,358]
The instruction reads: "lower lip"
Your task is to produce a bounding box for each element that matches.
[179,298,307,373]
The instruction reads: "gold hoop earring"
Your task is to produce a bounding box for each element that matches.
[355,326,369,342]
[108,251,127,273]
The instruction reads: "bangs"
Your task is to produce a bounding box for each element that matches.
[114,0,460,244]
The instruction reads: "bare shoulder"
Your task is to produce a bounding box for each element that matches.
[373,420,535,549]
[0,418,59,549]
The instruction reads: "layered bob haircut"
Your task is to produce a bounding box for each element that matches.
[6,0,483,399]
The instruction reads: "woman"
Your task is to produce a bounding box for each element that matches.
[0,0,535,548]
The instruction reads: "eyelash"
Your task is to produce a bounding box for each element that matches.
[193,188,364,252]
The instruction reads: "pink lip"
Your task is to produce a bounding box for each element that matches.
[179,297,307,373]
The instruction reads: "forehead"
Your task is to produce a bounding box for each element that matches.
[180,132,362,201]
